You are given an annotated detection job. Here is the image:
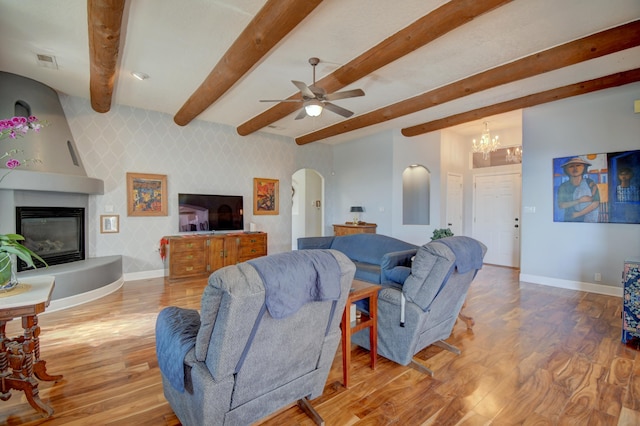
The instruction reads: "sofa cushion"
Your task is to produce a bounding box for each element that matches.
[330,233,417,265]
[296,236,334,250]
[354,262,382,284]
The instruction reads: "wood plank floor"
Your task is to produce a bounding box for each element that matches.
[1,265,639,425]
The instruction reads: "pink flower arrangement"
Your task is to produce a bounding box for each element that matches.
[0,116,44,140]
[1,115,47,183]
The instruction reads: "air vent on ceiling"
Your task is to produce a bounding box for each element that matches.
[36,53,58,70]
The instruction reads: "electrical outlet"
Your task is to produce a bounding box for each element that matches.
[594,272,602,282]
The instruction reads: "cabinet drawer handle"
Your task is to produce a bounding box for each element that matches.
[186,255,193,259]
[250,239,257,243]
[186,243,194,248]
[251,249,256,253]
[185,266,193,271]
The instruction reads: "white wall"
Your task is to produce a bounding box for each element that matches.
[520,82,640,291]
[291,169,305,247]
[61,96,333,275]
[331,131,393,235]
[392,129,442,245]
[304,169,323,236]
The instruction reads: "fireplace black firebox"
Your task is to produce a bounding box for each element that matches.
[15,207,85,271]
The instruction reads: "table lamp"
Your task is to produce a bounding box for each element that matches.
[350,206,364,224]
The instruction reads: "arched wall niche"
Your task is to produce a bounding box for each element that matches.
[402,165,430,225]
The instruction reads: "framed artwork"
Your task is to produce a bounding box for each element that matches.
[552,150,639,224]
[126,172,168,216]
[100,215,119,233]
[253,178,279,215]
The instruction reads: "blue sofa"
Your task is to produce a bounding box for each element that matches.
[297,233,418,285]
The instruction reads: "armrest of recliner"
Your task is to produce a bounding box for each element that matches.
[381,249,417,284]
[297,236,334,250]
[155,307,201,393]
[377,286,409,327]
[378,286,403,305]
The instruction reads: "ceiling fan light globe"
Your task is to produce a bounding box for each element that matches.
[305,100,323,117]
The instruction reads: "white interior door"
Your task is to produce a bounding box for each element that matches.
[446,173,463,236]
[473,173,521,267]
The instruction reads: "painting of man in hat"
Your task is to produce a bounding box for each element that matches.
[608,149,640,224]
[554,156,601,222]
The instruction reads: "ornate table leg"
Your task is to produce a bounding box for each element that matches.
[0,314,58,417]
[29,315,62,382]
[0,320,12,401]
[5,338,53,417]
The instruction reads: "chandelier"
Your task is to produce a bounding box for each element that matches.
[506,146,523,163]
[472,121,500,160]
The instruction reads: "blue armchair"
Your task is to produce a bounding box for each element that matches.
[155,249,356,426]
[351,236,486,375]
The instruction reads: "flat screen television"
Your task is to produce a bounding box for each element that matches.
[178,193,244,232]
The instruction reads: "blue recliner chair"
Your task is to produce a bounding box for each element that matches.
[351,236,486,375]
[155,249,355,425]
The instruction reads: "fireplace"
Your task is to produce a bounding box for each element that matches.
[15,207,85,271]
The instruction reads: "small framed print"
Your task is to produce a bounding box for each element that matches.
[100,215,119,233]
[126,172,168,216]
[253,178,279,215]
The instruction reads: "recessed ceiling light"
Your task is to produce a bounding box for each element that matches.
[131,71,149,81]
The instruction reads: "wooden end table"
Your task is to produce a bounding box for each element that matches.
[340,279,382,388]
[0,275,63,417]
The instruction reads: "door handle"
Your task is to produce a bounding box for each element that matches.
[514,224,519,228]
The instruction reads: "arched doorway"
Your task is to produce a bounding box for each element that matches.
[291,168,324,249]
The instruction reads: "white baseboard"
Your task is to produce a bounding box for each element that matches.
[519,273,622,297]
[123,269,165,282]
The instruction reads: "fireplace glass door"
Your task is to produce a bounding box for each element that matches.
[16,207,85,271]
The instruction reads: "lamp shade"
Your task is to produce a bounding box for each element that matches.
[304,100,323,117]
[350,206,364,213]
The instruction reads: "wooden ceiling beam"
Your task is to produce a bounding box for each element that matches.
[295,20,640,145]
[402,68,640,136]
[236,0,513,136]
[88,0,126,113]
[174,0,323,127]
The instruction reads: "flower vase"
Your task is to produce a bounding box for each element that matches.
[0,253,18,291]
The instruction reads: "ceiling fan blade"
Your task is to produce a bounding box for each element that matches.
[259,99,304,102]
[291,80,316,99]
[308,84,326,97]
[323,102,354,118]
[324,88,365,101]
[294,108,308,120]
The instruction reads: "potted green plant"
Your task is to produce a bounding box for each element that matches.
[431,228,454,240]
[0,233,46,290]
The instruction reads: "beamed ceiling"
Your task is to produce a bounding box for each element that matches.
[1,0,639,145]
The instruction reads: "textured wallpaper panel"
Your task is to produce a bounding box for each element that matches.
[61,96,332,274]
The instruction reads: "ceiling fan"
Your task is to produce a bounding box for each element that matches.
[260,57,365,120]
